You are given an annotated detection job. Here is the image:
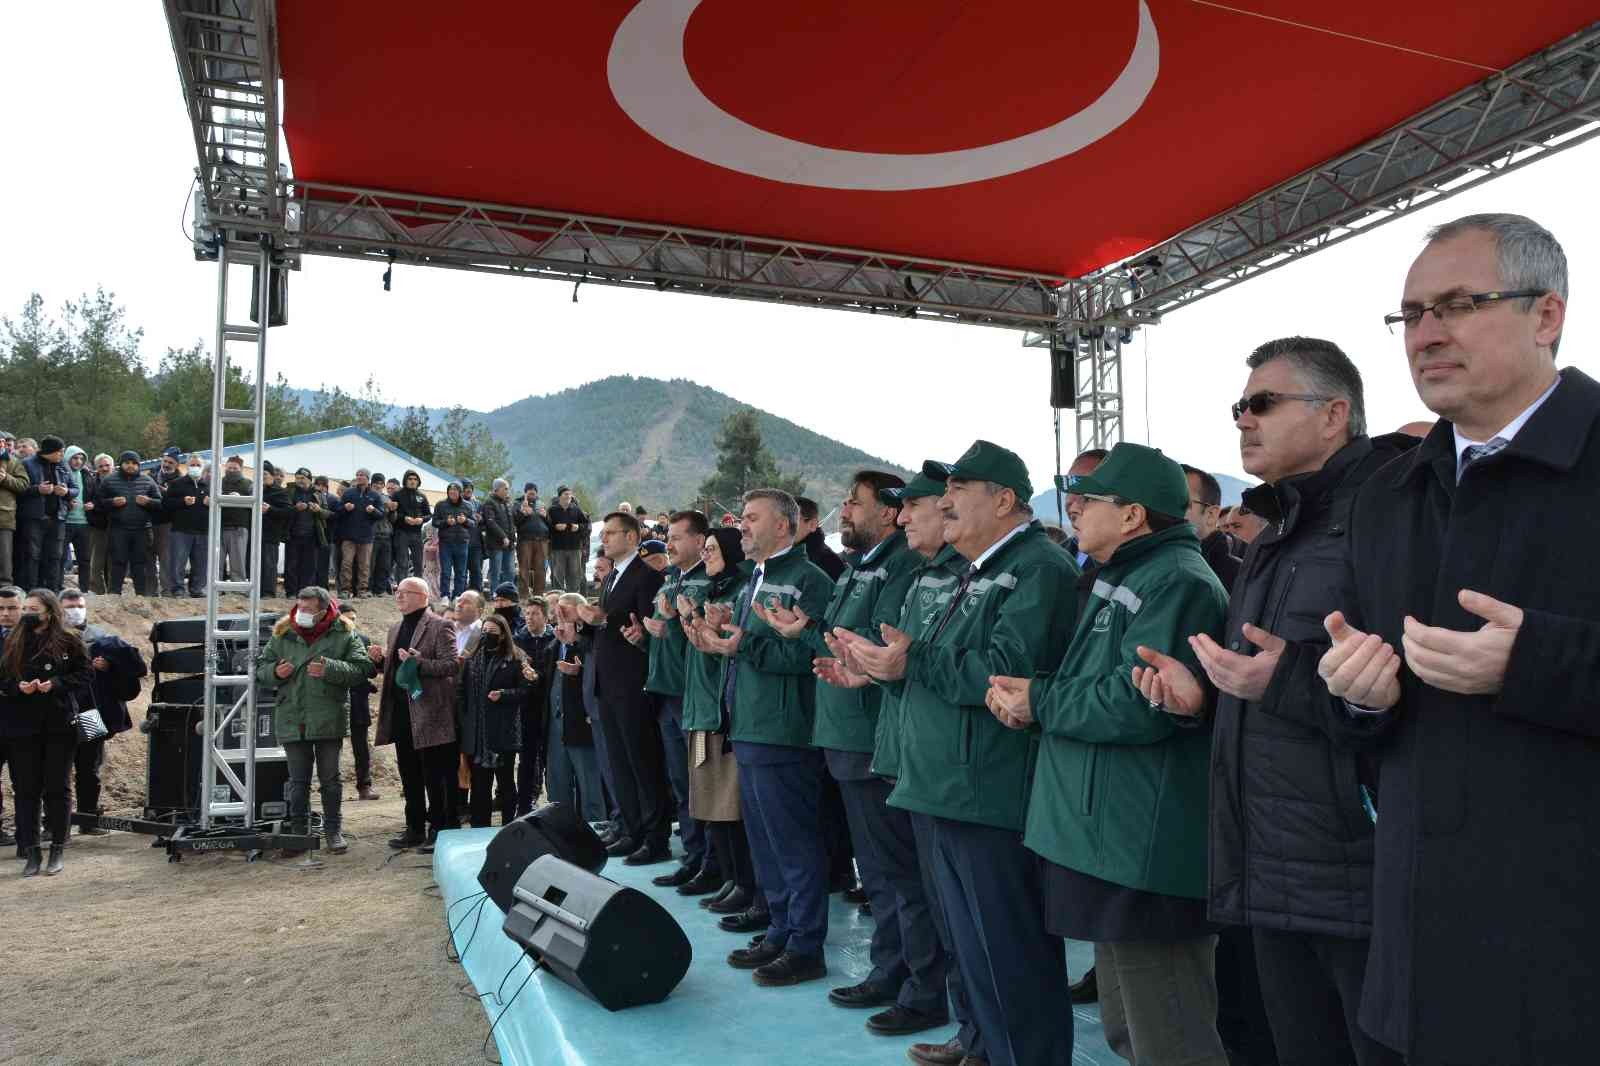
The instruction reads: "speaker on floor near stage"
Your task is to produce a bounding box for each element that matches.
[502,853,692,1011]
[477,802,609,912]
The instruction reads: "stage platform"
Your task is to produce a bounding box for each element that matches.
[435,827,1119,1066]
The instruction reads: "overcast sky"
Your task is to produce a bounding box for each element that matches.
[2,6,1595,492]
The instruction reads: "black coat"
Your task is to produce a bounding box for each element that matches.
[592,557,663,702]
[455,653,526,756]
[162,474,210,534]
[71,624,147,734]
[550,630,595,747]
[801,528,845,582]
[393,488,431,535]
[513,495,550,541]
[1208,435,1413,939]
[1345,367,1600,1064]
[18,455,76,522]
[0,629,91,739]
[95,471,164,531]
[546,501,589,551]
[337,486,386,544]
[261,480,293,541]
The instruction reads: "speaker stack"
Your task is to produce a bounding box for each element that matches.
[144,613,287,821]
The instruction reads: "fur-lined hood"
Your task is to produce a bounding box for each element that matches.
[271,613,354,638]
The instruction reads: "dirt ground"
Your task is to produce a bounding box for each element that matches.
[1,594,492,1065]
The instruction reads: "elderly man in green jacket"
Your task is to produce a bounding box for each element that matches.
[988,443,1230,1066]
[256,585,375,856]
[837,440,1080,1066]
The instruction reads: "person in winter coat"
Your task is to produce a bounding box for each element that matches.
[513,482,551,598]
[284,468,327,598]
[546,486,588,592]
[217,455,253,583]
[0,434,30,587]
[336,468,385,598]
[81,454,114,594]
[989,443,1230,1066]
[59,589,145,832]
[0,589,89,877]
[459,479,485,592]
[481,479,518,594]
[94,452,163,595]
[255,585,373,856]
[18,435,76,592]
[61,447,93,591]
[433,483,473,601]
[161,458,210,598]
[392,470,430,581]
[455,612,527,827]
[367,471,395,597]
[511,597,556,816]
[258,462,293,598]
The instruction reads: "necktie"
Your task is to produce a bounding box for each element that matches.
[1458,438,1508,482]
[930,564,978,641]
[601,566,619,606]
[722,565,763,714]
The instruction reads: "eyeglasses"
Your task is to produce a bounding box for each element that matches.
[1231,391,1332,421]
[1382,289,1545,332]
[1077,492,1128,507]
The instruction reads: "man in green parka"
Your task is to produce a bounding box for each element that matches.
[987,443,1230,1066]
[256,585,375,856]
[836,440,1079,1066]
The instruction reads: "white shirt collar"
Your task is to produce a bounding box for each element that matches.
[1452,375,1560,475]
[971,521,1029,571]
[610,551,638,580]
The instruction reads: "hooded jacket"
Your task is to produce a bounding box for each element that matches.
[433,494,474,544]
[63,447,90,527]
[255,612,373,741]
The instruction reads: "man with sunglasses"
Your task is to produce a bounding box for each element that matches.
[1137,337,1415,1066]
[1310,213,1598,1066]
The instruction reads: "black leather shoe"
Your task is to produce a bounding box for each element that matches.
[604,836,638,857]
[623,841,672,866]
[907,1037,967,1066]
[707,885,753,914]
[1069,967,1098,1004]
[387,830,426,850]
[700,881,737,909]
[653,864,696,888]
[866,1004,949,1036]
[843,884,869,905]
[753,950,827,987]
[44,845,64,876]
[677,868,724,896]
[597,826,622,846]
[21,847,42,877]
[727,939,785,970]
[828,980,895,1009]
[718,904,770,933]
[417,831,439,856]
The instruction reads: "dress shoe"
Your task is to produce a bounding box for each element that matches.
[1069,967,1098,1004]
[843,884,869,905]
[700,881,737,909]
[828,980,896,1009]
[727,938,785,970]
[707,885,753,915]
[752,950,827,987]
[357,785,382,801]
[44,846,64,876]
[417,831,439,855]
[718,904,770,933]
[604,836,638,857]
[866,1004,948,1036]
[748,933,765,947]
[907,1036,967,1066]
[387,830,426,850]
[652,864,697,888]
[677,868,724,896]
[623,842,672,866]
[597,825,622,846]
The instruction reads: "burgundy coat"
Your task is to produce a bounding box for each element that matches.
[374,610,459,750]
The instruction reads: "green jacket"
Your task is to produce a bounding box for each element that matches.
[871,544,967,779]
[721,545,834,747]
[645,561,712,697]
[1024,524,1227,899]
[0,454,28,532]
[255,614,374,742]
[808,531,923,753]
[681,565,749,732]
[888,522,1080,830]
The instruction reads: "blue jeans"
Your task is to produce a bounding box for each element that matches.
[167,529,208,596]
[440,541,469,600]
[488,547,516,592]
[544,710,606,823]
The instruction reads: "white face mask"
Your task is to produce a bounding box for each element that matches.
[64,607,87,626]
[294,610,317,628]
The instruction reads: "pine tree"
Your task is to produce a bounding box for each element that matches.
[697,409,805,517]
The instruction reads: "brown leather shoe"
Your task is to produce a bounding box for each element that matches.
[907,1036,966,1066]
[357,785,382,801]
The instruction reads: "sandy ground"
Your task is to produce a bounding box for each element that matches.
[2,594,491,1065]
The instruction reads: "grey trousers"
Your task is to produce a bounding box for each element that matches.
[1096,936,1229,1066]
[283,737,343,836]
[549,549,583,593]
[222,527,249,580]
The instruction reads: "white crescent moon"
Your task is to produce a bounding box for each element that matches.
[607,0,1159,191]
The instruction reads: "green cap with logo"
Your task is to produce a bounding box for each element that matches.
[1064,442,1189,519]
[923,440,1032,501]
[880,470,946,505]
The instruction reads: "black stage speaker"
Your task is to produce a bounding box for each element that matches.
[1049,332,1076,409]
[502,854,692,1011]
[478,802,608,912]
[144,704,203,814]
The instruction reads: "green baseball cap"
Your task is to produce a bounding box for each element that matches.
[880,471,946,505]
[923,440,1032,500]
[1064,442,1188,519]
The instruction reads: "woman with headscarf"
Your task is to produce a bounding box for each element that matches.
[1,588,89,876]
[456,612,528,828]
[679,526,758,917]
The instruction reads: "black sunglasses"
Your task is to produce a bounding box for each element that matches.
[1231,391,1331,421]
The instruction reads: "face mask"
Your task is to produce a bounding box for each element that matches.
[64,607,87,626]
[294,610,316,628]
[21,612,42,627]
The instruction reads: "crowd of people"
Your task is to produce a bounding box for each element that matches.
[2,212,1593,1066]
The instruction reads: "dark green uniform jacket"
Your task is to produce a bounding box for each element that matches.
[871,544,967,779]
[721,545,834,748]
[889,522,1080,830]
[256,614,375,742]
[1024,523,1227,898]
[645,561,711,698]
[808,530,923,753]
[681,564,749,732]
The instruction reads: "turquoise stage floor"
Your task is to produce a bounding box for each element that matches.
[435,827,1120,1066]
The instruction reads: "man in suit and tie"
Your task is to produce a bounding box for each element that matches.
[580,510,670,864]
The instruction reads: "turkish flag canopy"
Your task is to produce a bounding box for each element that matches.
[279,1,1596,276]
